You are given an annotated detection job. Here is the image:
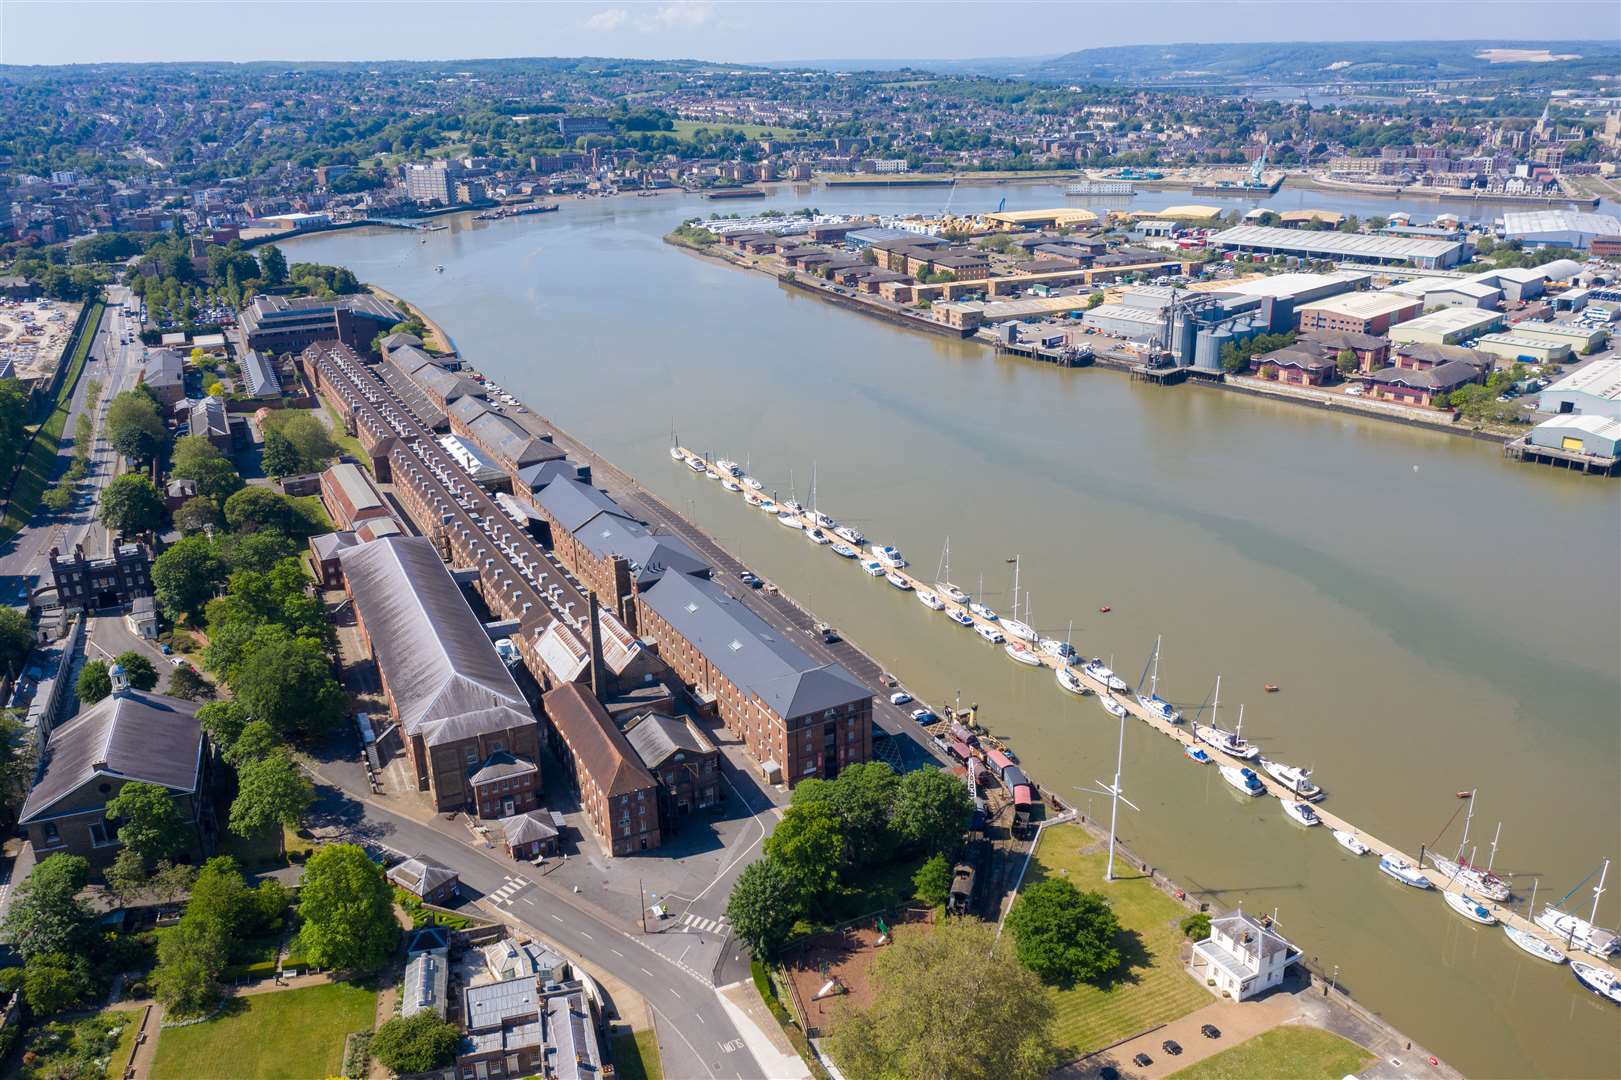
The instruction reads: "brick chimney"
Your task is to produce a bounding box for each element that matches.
[587,591,607,698]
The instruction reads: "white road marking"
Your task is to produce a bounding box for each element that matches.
[669,989,682,1000]
[610,948,624,958]
[641,967,654,976]
[550,914,563,922]
[579,931,593,940]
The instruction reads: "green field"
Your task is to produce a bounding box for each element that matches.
[1023,825,1210,1057]
[610,1028,664,1080]
[105,1011,143,1080]
[1168,1025,1374,1080]
[149,982,377,1080]
[669,119,807,141]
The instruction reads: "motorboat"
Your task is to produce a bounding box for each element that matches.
[721,478,743,492]
[1001,618,1038,643]
[669,447,686,461]
[859,559,885,577]
[1083,658,1129,693]
[812,512,837,529]
[1039,638,1077,662]
[947,609,975,628]
[1219,765,1265,797]
[1261,759,1322,802]
[806,528,831,545]
[1055,666,1091,696]
[831,543,859,559]
[1503,926,1566,964]
[705,469,721,480]
[1571,962,1621,1005]
[743,490,764,507]
[975,623,1005,644]
[777,512,804,529]
[1184,745,1211,764]
[917,590,945,610]
[969,601,998,621]
[1099,696,1128,720]
[1379,855,1434,890]
[715,458,740,476]
[1332,830,1371,856]
[1137,693,1181,725]
[686,455,707,472]
[938,583,971,606]
[1282,800,1321,827]
[870,544,907,569]
[757,499,779,514]
[1443,890,1497,926]
[1428,854,1511,902]
[885,572,912,591]
[1537,907,1621,957]
[835,524,864,545]
[1005,642,1043,667]
[743,476,763,491]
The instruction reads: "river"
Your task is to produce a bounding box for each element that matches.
[284,182,1621,1079]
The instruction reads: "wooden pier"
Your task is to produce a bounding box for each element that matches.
[674,444,1621,980]
[1504,436,1619,476]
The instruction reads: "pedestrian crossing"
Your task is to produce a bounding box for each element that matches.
[489,876,532,905]
[681,911,728,934]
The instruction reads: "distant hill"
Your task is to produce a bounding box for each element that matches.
[764,40,1616,89]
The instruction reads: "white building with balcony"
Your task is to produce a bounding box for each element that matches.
[1192,908,1301,1001]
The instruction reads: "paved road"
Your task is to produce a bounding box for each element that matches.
[302,765,771,1080]
[0,288,145,599]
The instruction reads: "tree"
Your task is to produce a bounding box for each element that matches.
[891,768,973,855]
[98,474,166,537]
[22,953,92,1014]
[1180,912,1211,940]
[224,486,314,537]
[113,650,158,690]
[166,662,213,701]
[826,919,1056,1080]
[725,857,799,961]
[0,606,33,680]
[105,780,192,866]
[258,244,288,286]
[169,435,243,501]
[1335,349,1358,375]
[792,761,898,865]
[273,413,338,472]
[2,854,94,962]
[762,802,844,902]
[105,390,167,462]
[261,429,303,478]
[153,927,222,1017]
[197,699,251,747]
[220,529,296,573]
[152,534,227,620]
[912,853,954,908]
[228,632,344,739]
[1004,878,1122,988]
[369,1012,462,1073]
[229,751,314,848]
[105,848,151,901]
[172,495,223,535]
[76,660,112,704]
[295,844,399,973]
[221,720,280,767]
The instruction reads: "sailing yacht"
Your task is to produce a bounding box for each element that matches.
[1040,622,1078,662]
[721,478,743,492]
[933,538,971,606]
[1083,658,1128,693]
[1193,686,1260,761]
[916,589,946,611]
[777,511,804,529]
[1379,855,1434,889]
[1504,926,1565,964]
[969,600,998,621]
[1000,558,1038,641]
[1260,759,1322,802]
[1219,765,1264,797]
[1005,642,1043,667]
[669,446,686,462]
[1055,665,1091,696]
[1133,636,1182,723]
[1536,860,1620,956]
[1427,793,1511,902]
[1443,889,1498,926]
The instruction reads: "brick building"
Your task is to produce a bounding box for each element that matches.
[622,710,721,821]
[49,542,151,611]
[240,293,402,356]
[541,684,661,856]
[319,462,391,531]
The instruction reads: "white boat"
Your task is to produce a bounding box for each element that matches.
[705,469,721,480]
[835,524,864,545]
[743,490,764,507]
[686,456,707,472]
[1001,618,1038,643]
[1261,759,1322,802]
[969,601,998,621]
[1184,745,1211,764]
[975,623,1005,644]
[777,512,804,529]
[715,458,740,476]
[759,499,781,514]
[1039,638,1077,662]
[1220,765,1265,797]
[782,499,804,515]
[870,544,907,569]
[743,476,763,491]
[806,528,831,545]
[933,538,971,606]
[1443,889,1498,926]
[1083,658,1129,694]
[812,512,837,529]
[939,583,970,606]
[916,590,945,611]
[947,609,975,628]
[1005,642,1043,667]
[831,543,859,559]
[1055,666,1091,696]
[1099,696,1128,720]
[1428,795,1510,901]
[859,559,885,577]
[669,447,686,461]
[721,478,743,492]
[885,571,912,591]
[1282,800,1321,827]
[1333,830,1371,856]
[1133,636,1182,723]
[1503,926,1566,964]
[1573,962,1621,1004]
[1193,688,1260,761]
[1537,907,1621,957]
[1379,855,1434,889]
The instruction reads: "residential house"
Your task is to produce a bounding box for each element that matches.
[1192,909,1301,1001]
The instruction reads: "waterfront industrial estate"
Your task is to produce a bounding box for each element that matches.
[1,13,1619,1080]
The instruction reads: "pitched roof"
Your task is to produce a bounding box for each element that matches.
[622,712,715,771]
[241,350,281,397]
[469,750,538,786]
[574,513,711,587]
[387,856,459,896]
[188,396,230,437]
[337,536,532,742]
[467,413,565,469]
[447,395,492,426]
[1366,360,1483,390]
[143,348,184,388]
[20,690,204,823]
[639,572,868,721]
[537,478,635,533]
[516,458,588,492]
[500,811,559,846]
[542,683,656,798]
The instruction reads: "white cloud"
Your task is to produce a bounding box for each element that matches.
[637,2,718,32]
[582,8,630,31]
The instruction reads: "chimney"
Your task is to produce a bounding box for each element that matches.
[587,591,607,697]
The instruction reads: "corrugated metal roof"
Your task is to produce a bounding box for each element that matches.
[1211,225,1462,261]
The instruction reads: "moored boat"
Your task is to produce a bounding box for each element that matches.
[715,458,740,476]
[757,499,779,513]
[1194,700,1260,761]
[1379,855,1434,889]
[917,589,945,610]
[721,478,743,492]
[859,559,885,577]
[1443,889,1498,926]
[743,476,763,491]
[781,499,805,515]
[812,512,837,529]
[1503,926,1566,964]
[1099,696,1128,719]
[705,469,721,480]
[1537,906,1621,957]
[686,455,707,472]
[743,490,764,507]
[871,544,907,568]
[885,571,912,591]
[1083,658,1128,693]
[1261,758,1322,801]
[1333,830,1371,856]
[806,527,831,545]
[1001,618,1038,643]
[834,524,864,545]
[975,623,1005,644]
[1219,765,1265,797]
[1040,638,1077,662]
[969,601,998,621]
[1184,745,1211,764]
[938,583,971,605]
[1055,665,1091,695]
[947,609,975,627]
[1429,854,1511,902]
[831,543,859,559]
[1282,800,1321,827]
[1571,962,1621,1004]
[1005,642,1043,667]
[669,447,685,461]
[777,512,804,529]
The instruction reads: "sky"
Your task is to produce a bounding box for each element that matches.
[2,0,1615,67]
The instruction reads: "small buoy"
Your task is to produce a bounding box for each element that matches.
[1429,1057,1439,1067]
[1413,464,1420,472]
[1098,606,1111,613]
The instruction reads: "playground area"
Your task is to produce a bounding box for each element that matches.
[779,906,934,1038]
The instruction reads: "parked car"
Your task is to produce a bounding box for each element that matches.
[1162,1039,1182,1056]
[889,691,912,706]
[1201,1023,1222,1040]
[910,708,935,723]
[1132,1053,1153,1067]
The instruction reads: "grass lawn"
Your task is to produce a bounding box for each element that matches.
[219,821,314,871]
[1168,1025,1374,1080]
[610,1028,664,1080]
[150,982,377,1080]
[1023,824,1210,1058]
[320,404,368,464]
[669,119,806,141]
[105,1010,143,1080]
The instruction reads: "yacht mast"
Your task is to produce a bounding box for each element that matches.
[1150,635,1162,698]
[1455,789,1477,863]
[1590,858,1610,929]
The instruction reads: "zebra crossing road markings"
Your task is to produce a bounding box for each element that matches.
[488,876,533,905]
[682,912,729,933]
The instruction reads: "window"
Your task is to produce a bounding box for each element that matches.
[89,819,116,847]
[464,746,479,765]
[42,822,63,847]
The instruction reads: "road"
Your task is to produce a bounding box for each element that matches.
[0,287,146,600]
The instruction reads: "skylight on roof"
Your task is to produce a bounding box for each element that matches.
[685,601,699,613]
[729,640,743,652]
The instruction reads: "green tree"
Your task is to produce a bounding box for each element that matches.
[295,844,399,973]
[105,389,168,462]
[257,244,288,286]
[261,429,303,478]
[1180,912,1211,940]
[22,953,92,1014]
[725,857,799,961]
[105,848,151,901]
[912,853,955,907]
[228,631,343,738]
[105,780,192,866]
[224,486,315,536]
[272,413,338,472]
[2,854,94,961]
[76,659,112,704]
[228,751,314,849]
[792,761,899,865]
[1004,877,1122,988]
[222,720,281,767]
[113,649,158,690]
[762,802,844,901]
[1335,349,1358,375]
[98,473,167,536]
[169,435,243,502]
[220,529,297,573]
[196,699,251,747]
[172,495,224,535]
[166,662,213,701]
[826,919,1056,1080]
[369,1011,463,1073]
[153,927,222,1017]
[0,606,34,682]
[152,533,227,621]
[892,768,973,854]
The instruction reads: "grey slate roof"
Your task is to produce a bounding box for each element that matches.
[241,350,281,397]
[467,413,564,469]
[516,458,589,492]
[379,332,423,352]
[309,530,360,561]
[470,750,537,786]
[414,364,481,405]
[19,690,204,823]
[143,348,184,390]
[639,572,868,721]
[1366,359,1484,391]
[537,478,634,533]
[623,712,715,771]
[387,856,459,897]
[188,396,230,438]
[574,513,711,587]
[447,395,492,426]
[337,536,532,743]
[500,811,559,846]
